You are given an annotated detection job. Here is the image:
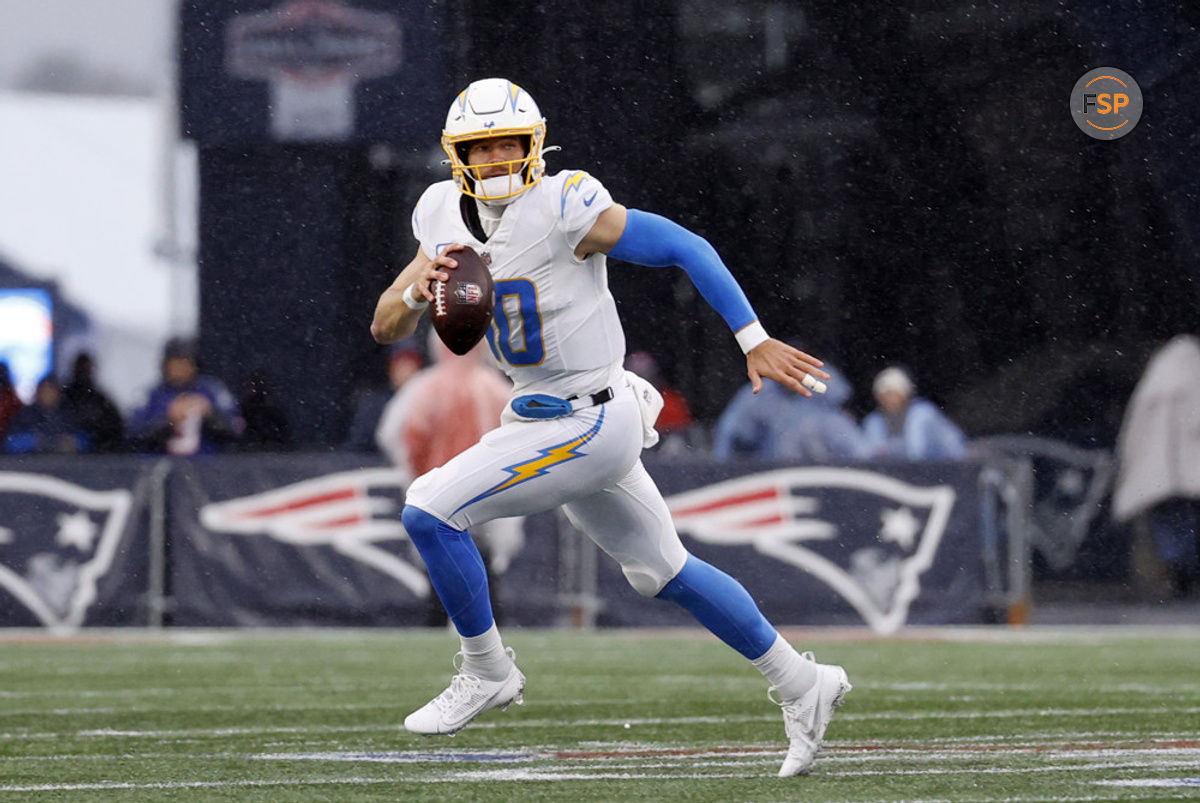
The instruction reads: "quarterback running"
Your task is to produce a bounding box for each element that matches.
[371,77,851,777]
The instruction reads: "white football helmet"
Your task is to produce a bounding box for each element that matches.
[441,78,548,203]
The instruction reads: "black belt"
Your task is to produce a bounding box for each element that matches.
[567,387,614,409]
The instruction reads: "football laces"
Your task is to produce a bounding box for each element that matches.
[433,280,448,317]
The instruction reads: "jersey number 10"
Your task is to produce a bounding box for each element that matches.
[489,278,544,366]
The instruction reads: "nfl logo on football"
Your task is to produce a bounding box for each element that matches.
[455,283,483,305]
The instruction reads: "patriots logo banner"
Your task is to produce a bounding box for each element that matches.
[170,459,430,626]
[0,467,144,630]
[592,460,985,632]
[1,456,987,630]
[198,467,429,596]
[664,468,956,633]
[169,458,984,629]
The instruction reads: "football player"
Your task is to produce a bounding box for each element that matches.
[371,77,851,777]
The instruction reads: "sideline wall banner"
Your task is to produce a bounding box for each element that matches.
[169,455,427,626]
[596,459,987,633]
[1,455,989,631]
[0,458,153,628]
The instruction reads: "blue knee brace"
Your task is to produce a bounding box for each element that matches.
[401,505,494,637]
[655,554,777,660]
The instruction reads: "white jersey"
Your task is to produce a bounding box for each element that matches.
[411,170,626,400]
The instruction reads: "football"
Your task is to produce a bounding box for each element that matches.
[431,245,496,355]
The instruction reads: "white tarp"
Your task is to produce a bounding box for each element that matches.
[1113,335,1200,520]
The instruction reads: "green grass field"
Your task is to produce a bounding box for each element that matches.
[1,627,1198,801]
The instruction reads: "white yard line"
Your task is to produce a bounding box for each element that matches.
[0,706,1190,742]
[0,777,400,793]
[1,744,1197,794]
[0,701,404,717]
[12,702,1189,721]
[1,734,1192,763]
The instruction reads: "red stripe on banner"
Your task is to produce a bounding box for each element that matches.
[671,487,778,516]
[241,488,357,517]
[744,514,784,527]
[313,515,364,528]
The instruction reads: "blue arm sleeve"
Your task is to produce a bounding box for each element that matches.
[608,209,759,333]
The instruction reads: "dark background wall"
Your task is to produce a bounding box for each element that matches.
[181,0,1200,448]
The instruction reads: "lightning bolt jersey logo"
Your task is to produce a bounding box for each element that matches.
[560,171,590,218]
[454,408,605,514]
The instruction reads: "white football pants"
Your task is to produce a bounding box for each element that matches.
[404,381,688,596]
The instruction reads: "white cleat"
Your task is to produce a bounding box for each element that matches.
[771,652,852,777]
[403,650,526,736]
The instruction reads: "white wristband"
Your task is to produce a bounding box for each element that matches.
[402,283,429,311]
[734,321,769,354]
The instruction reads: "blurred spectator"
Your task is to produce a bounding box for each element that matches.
[3,376,84,454]
[861,366,966,460]
[0,362,22,443]
[128,337,243,456]
[61,352,125,452]
[238,369,292,451]
[713,361,868,462]
[1112,335,1200,599]
[376,335,523,626]
[624,350,694,452]
[343,343,424,453]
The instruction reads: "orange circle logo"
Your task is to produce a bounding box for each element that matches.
[1071,68,1142,140]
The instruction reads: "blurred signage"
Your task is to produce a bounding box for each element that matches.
[179,0,448,145]
[225,0,401,141]
[0,287,53,403]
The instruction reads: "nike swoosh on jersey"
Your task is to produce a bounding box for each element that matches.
[583,191,598,207]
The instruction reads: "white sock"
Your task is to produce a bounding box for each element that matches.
[751,633,817,701]
[458,624,512,682]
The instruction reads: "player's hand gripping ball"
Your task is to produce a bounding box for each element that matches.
[432,245,495,355]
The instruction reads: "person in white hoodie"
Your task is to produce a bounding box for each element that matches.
[1113,335,1200,598]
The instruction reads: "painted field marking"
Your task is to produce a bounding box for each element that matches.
[6,734,1196,764]
[3,741,1199,792]
[1,700,405,717]
[1095,778,1200,787]
[0,777,400,793]
[253,750,532,763]
[0,705,1187,741]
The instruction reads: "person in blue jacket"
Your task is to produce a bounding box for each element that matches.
[128,338,242,455]
[2,376,85,454]
[714,360,868,463]
[862,366,966,460]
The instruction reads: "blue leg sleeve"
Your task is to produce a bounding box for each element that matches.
[655,554,778,660]
[401,505,494,638]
